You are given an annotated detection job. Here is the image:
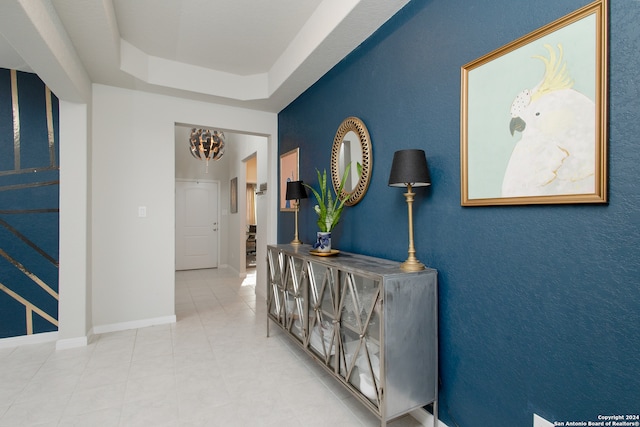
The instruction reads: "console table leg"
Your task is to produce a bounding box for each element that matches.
[433,400,438,427]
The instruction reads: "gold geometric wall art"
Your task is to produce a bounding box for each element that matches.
[0,68,60,338]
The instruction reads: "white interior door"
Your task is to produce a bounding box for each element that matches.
[175,180,219,270]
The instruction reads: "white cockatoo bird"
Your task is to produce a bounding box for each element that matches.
[502,44,596,197]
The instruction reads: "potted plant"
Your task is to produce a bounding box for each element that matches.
[305,164,351,252]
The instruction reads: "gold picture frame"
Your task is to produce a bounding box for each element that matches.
[280,148,299,212]
[461,0,607,206]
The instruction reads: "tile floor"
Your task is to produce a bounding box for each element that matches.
[0,267,425,426]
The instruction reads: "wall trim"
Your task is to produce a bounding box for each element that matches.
[222,263,241,278]
[55,335,89,350]
[410,407,449,427]
[92,315,176,335]
[255,285,267,301]
[0,331,58,349]
[534,413,554,427]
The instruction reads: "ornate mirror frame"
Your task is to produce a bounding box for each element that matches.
[330,117,372,206]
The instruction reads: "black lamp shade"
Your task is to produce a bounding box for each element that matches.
[388,149,431,187]
[286,180,308,200]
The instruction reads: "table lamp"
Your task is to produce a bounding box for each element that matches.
[388,149,431,271]
[285,180,308,245]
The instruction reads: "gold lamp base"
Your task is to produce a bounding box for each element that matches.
[291,203,302,245]
[400,257,425,272]
[400,185,426,272]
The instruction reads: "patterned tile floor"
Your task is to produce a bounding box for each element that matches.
[0,267,425,426]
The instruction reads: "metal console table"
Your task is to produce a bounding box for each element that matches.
[266,244,438,427]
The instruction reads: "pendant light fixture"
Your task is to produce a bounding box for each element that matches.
[189,128,225,173]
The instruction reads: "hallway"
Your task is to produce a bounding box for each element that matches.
[0,268,423,426]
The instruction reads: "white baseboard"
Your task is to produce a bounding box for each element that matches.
[55,335,89,350]
[92,315,176,335]
[0,331,58,348]
[409,405,552,427]
[410,407,449,427]
[230,265,242,277]
[534,414,554,427]
[255,285,267,301]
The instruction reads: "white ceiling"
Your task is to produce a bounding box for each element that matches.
[0,0,410,112]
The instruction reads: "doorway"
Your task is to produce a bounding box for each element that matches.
[245,155,258,268]
[175,125,268,285]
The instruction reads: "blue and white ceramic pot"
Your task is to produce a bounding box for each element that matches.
[313,231,332,253]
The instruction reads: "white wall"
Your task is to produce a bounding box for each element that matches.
[224,133,268,278]
[57,100,92,348]
[91,84,277,329]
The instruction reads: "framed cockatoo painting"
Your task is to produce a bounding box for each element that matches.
[461,0,607,206]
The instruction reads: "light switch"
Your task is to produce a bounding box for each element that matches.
[138,206,147,217]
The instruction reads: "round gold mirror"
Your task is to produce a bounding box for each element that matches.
[331,117,372,206]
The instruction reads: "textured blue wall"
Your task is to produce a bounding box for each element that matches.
[0,68,60,339]
[278,0,640,425]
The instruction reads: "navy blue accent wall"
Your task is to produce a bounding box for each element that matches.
[0,68,60,339]
[278,1,639,425]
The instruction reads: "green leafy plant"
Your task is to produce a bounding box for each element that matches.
[305,164,351,232]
